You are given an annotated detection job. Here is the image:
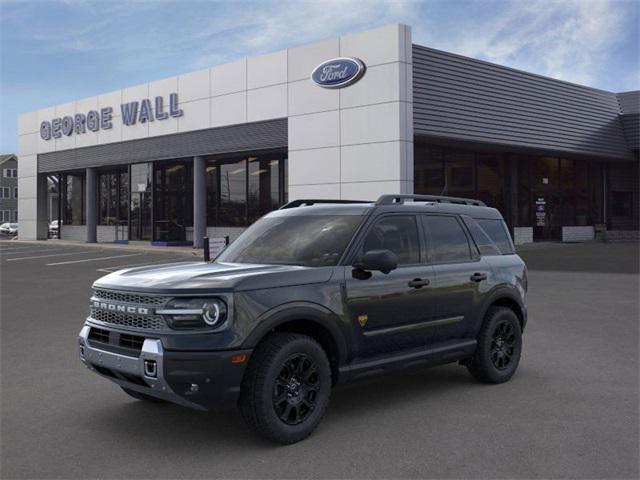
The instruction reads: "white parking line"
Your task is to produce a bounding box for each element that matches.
[96,258,191,273]
[6,250,99,262]
[47,253,142,266]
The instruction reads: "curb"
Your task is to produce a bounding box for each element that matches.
[4,239,202,257]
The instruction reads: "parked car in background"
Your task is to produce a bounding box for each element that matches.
[49,220,60,238]
[0,223,18,236]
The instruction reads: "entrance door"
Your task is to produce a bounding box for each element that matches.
[153,161,191,242]
[130,192,152,241]
[531,157,561,240]
[129,163,153,241]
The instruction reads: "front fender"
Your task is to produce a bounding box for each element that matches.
[240,301,350,365]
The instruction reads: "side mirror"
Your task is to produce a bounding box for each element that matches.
[354,249,398,274]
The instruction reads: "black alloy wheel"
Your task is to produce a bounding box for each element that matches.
[273,353,321,425]
[466,306,522,384]
[239,332,331,444]
[490,320,516,370]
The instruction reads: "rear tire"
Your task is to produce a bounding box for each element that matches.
[239,333,331,444]
[467,307,522,384]
[121,387,165,403]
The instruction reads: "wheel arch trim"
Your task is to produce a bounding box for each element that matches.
[480,287,526,330]
[240,302,349,366]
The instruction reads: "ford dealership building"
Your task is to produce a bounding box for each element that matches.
[17,24,639,246]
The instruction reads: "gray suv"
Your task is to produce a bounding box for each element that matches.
[78,194,528,444]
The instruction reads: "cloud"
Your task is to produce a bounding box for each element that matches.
[414,0,637,89]
[1,0,638,153]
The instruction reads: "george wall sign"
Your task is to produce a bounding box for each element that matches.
[311,57,366,89]
[40,93,184,140]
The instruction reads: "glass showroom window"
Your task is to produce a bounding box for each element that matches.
[61,173,85,225]
[154,161,192,241]
[98,170,128,225]
[206,152,287,227]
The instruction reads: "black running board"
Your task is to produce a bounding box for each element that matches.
[338,339,477,383]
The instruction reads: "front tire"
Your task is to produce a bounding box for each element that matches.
[239,333,331,444]
[467,307,522,384]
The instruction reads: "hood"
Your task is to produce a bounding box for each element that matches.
[93,261,334,294]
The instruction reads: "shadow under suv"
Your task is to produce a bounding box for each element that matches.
[78,194,528,444]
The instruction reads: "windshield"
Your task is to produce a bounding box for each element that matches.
[217,215,363,267]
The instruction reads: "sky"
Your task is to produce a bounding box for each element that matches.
[1,0,638,153]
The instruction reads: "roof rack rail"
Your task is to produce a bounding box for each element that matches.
[376,194,486,207]
[279,199,371,209]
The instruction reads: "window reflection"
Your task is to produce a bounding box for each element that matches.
[62,173,85,225]
[98,169,128,225]
[154,161,192,241]
[206,151,287,227]
[414,141,611,236]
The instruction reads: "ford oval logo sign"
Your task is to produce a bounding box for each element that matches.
[311,57,366,89]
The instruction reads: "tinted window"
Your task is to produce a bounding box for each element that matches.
[423,215,471,263]
[361,216,420,265]
[206,153,287,227]
[463,218,501,256]
[217,215,362,267]
[62,173,85,226]
[477,219,515,254]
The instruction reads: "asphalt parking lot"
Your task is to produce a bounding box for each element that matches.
[1,240,638,479]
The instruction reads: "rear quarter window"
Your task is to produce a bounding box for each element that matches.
[476,219,515,254]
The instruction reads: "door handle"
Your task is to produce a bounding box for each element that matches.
[408,278,430,289]
[470,272,487,282]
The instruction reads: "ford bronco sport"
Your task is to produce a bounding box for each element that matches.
[78,194,528,444]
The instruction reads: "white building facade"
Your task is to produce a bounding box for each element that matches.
[17,24,639,245]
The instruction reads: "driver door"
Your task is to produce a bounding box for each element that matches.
[343,214,436,357]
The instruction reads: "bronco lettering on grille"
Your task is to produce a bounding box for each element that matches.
[92,301,151,315]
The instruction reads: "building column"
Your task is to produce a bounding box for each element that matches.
[36,174,49,239]
[85,167,97,243]
[193,156,206,248]
[508,157,519,229]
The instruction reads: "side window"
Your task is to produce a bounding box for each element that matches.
[360,215,420,265]
[423,215,472,263]
[477,219,515,254]
[463,217,501,256]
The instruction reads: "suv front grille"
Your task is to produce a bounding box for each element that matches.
[120,333,144,351]
[93,289,167,306]
[87,327,147,357]
[88,327,110,343]
[90,308,166,330]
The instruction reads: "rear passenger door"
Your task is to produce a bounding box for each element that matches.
[421,214,492,340]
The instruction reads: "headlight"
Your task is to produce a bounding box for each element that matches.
[157,298,227,330]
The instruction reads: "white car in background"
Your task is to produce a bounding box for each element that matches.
[49,220,60,238]
[0,223,18,236]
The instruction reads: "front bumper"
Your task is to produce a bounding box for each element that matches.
[78,325,251,411]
